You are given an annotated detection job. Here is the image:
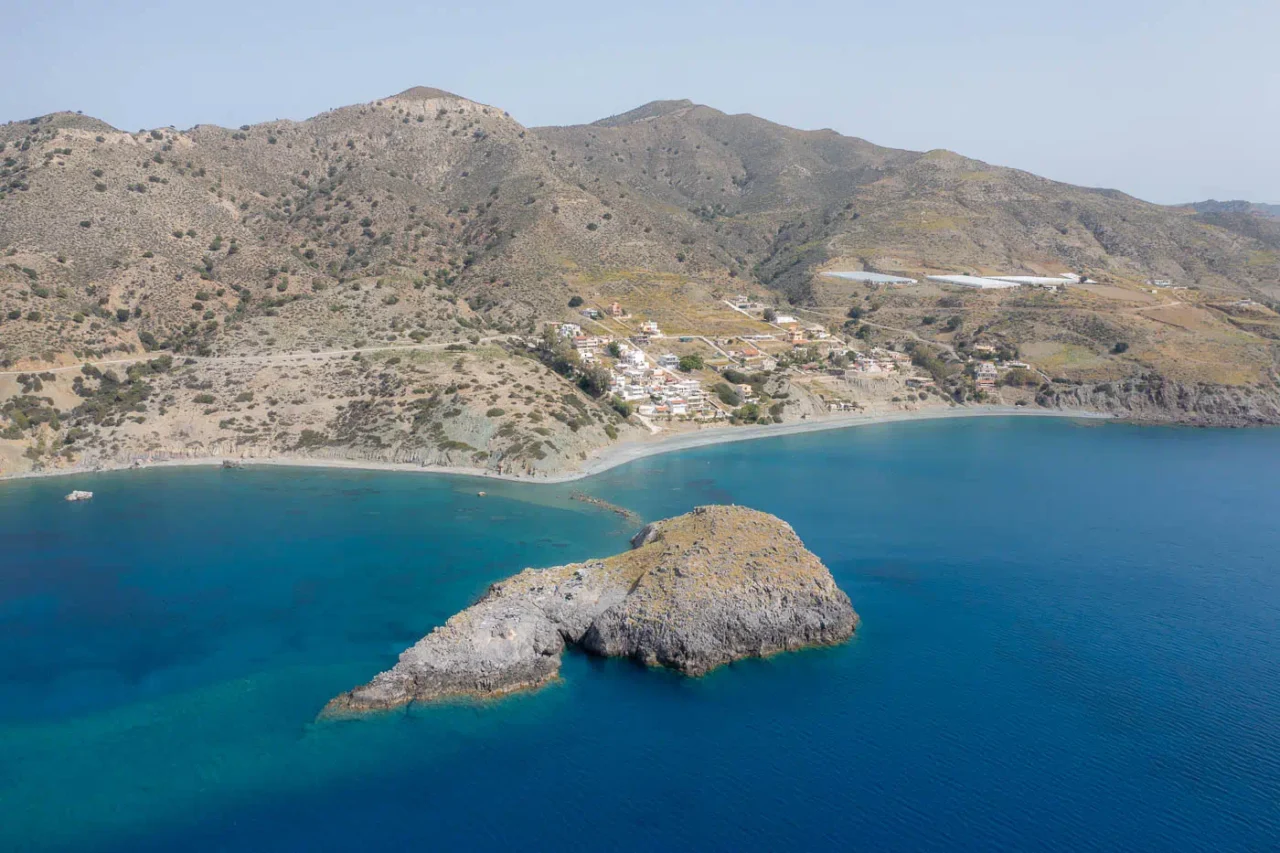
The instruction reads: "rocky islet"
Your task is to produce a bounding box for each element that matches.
[323,505,858,715]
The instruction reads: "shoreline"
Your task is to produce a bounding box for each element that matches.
[1,405,1113,487]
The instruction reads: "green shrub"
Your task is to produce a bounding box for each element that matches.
[714,382,741,406]
[609,396,632,418]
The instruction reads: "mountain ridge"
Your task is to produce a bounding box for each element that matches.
[2,86,1278,477]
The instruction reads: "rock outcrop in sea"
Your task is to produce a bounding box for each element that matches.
[322,505,858,715]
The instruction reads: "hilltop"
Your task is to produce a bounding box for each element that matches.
[2,88,1279,477]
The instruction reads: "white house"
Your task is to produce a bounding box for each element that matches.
[658,353,679,370]
[673,379,702,399]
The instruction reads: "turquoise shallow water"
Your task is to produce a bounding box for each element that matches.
[1,417,1278,851]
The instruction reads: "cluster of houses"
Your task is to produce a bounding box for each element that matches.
[555,321,720,420]
[848,348,911,375]
[966,344,1034,389]
[610,346,718,420]
[550,293,1045,423]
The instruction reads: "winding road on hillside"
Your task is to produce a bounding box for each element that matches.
[0,336,511,377]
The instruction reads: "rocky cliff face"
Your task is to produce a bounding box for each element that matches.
[322,505,857,715]
[1038,375,1280,426]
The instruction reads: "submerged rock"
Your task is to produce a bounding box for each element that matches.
[64,490,93,502]
[322,505,858,716]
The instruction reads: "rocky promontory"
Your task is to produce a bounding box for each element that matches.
[322,505,857,715]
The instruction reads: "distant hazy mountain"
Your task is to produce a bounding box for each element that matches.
[1186,199,1280,219]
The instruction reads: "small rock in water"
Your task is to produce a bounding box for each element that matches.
[65,490,93,502]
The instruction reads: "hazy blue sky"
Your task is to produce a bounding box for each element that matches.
[4,0,1276,204]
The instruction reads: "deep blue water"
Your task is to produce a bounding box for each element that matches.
[1,417,1278,852]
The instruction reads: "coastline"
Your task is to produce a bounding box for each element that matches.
[1,405,1114,486]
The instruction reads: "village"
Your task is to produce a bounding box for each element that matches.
[544,290,1044,428]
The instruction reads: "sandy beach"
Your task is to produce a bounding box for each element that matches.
[1,405,1114,486]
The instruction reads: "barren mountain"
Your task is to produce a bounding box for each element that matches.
[2,88,1279,477]
[540,100,1280,302]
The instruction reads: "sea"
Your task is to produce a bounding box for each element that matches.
[1,416,1277,852]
